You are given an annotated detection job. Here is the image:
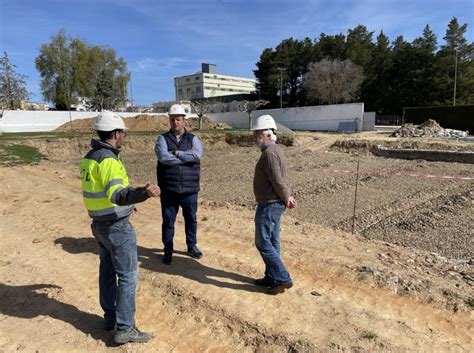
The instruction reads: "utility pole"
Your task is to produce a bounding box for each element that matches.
[453,49,458,106]
[278,67,284,109]
[129,73,133,108]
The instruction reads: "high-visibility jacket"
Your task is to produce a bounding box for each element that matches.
[80,139,148,221]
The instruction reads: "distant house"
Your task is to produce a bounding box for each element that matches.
[20,101,49,110]
[152,101,191,114]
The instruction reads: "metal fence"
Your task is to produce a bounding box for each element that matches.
[375,114,403,126]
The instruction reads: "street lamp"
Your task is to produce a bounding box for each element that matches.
[453,49,458,106]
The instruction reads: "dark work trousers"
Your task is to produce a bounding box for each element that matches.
[160,191,198,250]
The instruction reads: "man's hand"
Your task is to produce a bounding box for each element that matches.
[145,183,160,197]
[287,196,297,209]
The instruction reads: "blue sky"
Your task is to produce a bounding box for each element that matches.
[1,0,473,105]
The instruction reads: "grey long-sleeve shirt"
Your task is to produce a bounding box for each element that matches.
[253,142,292,204]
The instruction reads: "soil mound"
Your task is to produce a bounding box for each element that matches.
[54,114,230,132]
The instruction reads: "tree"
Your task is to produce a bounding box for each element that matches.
[190,98,219,130]
[254,38,315,108]
[273,38,315,107]
[254,19,474,114]
[413,25,437,52]
[254,48,280,107]
[35,30,73,110]
[35,29,129,110]
[234,99,269,129]
[0,51,29,116]
[314,33,346,60]
[442,17,469,51]
[435,17,474,105]
[303,59,364,104]
[89,48,129,111]
[344,25,375,68]
[361,31,392,113]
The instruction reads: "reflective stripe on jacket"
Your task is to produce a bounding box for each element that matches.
[80,139,134,221]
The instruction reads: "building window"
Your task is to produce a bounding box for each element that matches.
[196,86,201,92]
[186,77,190,82]
[178,89,183,94]
[195,76,200,80]
[187,87,191,92]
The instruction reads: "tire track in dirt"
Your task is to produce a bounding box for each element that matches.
[1,158,473,352]
[336,182,474,258]
[138,275,318,352]
[135,206,473,351]
[339,182,470,232]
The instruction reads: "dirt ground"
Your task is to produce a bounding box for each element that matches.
[0,130,473,352]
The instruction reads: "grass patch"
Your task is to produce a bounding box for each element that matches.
[0,144,45,166]
[0,131,98,141]
[466,298,474,309]
[360,331,377,340]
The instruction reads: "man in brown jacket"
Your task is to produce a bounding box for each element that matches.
[251,114,297,295]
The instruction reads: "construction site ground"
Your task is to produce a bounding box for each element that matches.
[0,129,473,352]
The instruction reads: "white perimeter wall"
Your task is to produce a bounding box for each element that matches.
[207,103,365,131]
[0,111,154,132]
[0,104,374,133]
[363,112,376,131]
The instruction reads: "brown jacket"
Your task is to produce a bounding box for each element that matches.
[253,143,291,204]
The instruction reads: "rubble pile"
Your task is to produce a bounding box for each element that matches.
[391,119,468,138]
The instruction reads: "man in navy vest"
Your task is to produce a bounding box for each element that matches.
[155,104,203,264]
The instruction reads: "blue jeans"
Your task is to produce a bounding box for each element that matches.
[91,217,138,333]
[160,191,198,248]
[255,201,292,284]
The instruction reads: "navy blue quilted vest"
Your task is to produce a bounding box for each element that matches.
[157,130,201,193]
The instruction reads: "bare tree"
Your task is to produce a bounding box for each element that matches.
[190,98,219,130]
[234,99,269,129]
[0,51,29,117]
[303,59,364,105]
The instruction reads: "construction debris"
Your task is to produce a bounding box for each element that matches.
[391,119,468,138]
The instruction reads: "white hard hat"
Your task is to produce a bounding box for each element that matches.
[168,104,187,117]
[251,114,277,131]
[93,111,127,131]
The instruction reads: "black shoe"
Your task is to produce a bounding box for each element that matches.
[254,277,273,287]
[104,320,116,331]
[162,252,172,265]
[114,327,152,344]
[267,281,293,295]
[162,244,173,265]
[187,245,203,259]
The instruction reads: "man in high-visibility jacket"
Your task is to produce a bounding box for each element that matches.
[80,111,160,345]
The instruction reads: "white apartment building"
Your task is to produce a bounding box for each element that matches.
[174,63,256,102]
